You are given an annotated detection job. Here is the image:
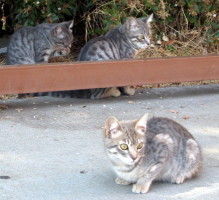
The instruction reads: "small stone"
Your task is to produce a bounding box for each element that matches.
[162,35,169,41]
[156,40,162,44]
[80,170,87,174]
[0,176,10,179]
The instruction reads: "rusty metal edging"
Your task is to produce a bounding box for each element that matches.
[0,55,219,95]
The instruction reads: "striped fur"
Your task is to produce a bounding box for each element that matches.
[104,114,203,193]
[30,15,153,99]
[7,21,73,65]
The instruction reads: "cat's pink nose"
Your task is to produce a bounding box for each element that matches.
[130,155,138,161]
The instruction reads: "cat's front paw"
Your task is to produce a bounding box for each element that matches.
[115,177,131,185]
[111,87,121,97]
[102,87,121,98]
[123,86,135,96]
[175,175,185,184]
[132,182,151,194]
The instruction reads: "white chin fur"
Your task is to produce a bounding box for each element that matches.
[137,43,150,49]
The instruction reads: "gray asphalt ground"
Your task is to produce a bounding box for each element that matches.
[0,84,219,200]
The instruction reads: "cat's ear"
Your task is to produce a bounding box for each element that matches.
[52,26,65,39]
[141,14,153,26]
[66,20,74,30]
[135,114,149,135]
[104,117,123,138]
[125,17,139,31]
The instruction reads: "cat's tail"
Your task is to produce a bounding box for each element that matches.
[18,90,93,99]
[18,88,110,99]
[18,87,134,99]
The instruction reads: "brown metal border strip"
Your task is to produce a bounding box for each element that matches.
[0,55,219,95]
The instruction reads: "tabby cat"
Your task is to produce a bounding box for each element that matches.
[104,114,202,193]
[7,21,73,65]
[30,14,153,99]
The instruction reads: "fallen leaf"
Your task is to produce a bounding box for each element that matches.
[128,101,134,104]
[5,116,13,119]
[15,108,23,112]
[161,39,176,45]
[169,110,178,114]
[183,116,190,120]
[0,104,8,109]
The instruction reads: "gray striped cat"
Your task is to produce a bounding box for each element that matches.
[104,114,202,194]
[7,21,73,65]
[30,14,153,99]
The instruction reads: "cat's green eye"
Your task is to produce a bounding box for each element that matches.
[120,144,128,150]
[137,143,143,149]
[138,35,145,40]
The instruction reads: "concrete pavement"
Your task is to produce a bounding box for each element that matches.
[0,84,219,200]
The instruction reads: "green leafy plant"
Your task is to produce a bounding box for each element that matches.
[83,0,219,41]
[14,0,77,26]
[1,0,218,50]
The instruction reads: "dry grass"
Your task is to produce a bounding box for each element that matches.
[135,80,219,90]
[135,41,218,59]
[0,94,17,100]
[135,29,219,59]
[0,53,6,66]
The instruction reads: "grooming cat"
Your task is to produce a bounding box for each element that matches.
[104,114,202,194]
[7,20,73,65]
[29,14,153,99]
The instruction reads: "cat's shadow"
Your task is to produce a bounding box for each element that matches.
[74,170,207,198]
[1,84,218,110]
[124,84,219,101]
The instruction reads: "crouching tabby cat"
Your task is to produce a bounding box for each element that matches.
[30,14,153,99]
[7,20,73,65]
[104,114,202,194]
